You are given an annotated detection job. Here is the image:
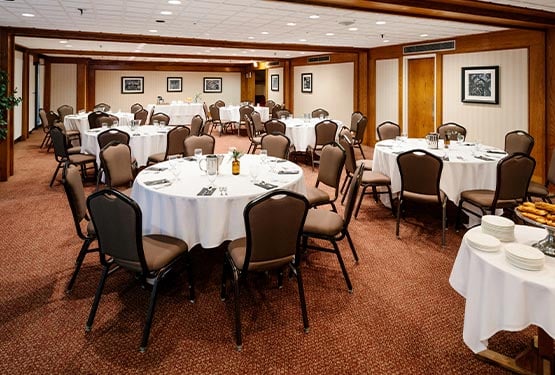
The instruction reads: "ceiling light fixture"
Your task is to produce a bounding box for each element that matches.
[22,13,35,17]
[309,15,319,19]
[376,21,386,25]
[299,38,307,42]
[65,45,72,48]
[148,29,158,33]
[247,36,255,39]
[59,40,68,44]
[325,33,334,36]
[286,22,296,26]
[383,39,390,43]
[261,31,269,35]
[348,27,358,31]
[160,11,172,15]
[420,33,429,37]
[168,0,181,4]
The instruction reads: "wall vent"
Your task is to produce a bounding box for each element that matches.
[307,55,331,63]
[403,41,455,54]
[266,61,280,67]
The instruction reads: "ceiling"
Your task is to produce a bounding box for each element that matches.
[1,0,554,65]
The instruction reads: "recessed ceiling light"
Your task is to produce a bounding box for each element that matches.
[59,40,68,44]
[135,49,141,52]
[325,33,334,36]
[22,13,35,17]
[309,15,319,19]
[148,29,158,33]
[383,39,390,43]
[249,49,255,52]
[261,31,269,35]
[247,36,255,39]
[376,21,386,25]
[299,38,307,42]
[300,52,306,55]
[348,27,358,31]
[286,22,296,26]
[65,45,72,48]
[242,51,247,53]
[420,33,429,37]
[160,11,172,15]
[168,0,181,4]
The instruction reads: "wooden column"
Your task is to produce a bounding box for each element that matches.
[86,66,95,111]
[21,51,29,140]
[43,60,51,111]
[76,60,87,111]
[283,60,292,111]
[547,28,555,183]
[356,51,371,144]
[0,29,14,181]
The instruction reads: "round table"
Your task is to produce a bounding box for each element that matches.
[131,154,306,248]
[64,112,135,133]
[219,106,270,123]
[281,118,343,151]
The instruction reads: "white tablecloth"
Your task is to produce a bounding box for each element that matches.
[81,125,167,167]
[449,225,555,353]
[219,105,270,123]
[372,139,502,206]
[131,154,306,248]
[64,112,135,133]
[282,118,343,151]
[146,103,205,125]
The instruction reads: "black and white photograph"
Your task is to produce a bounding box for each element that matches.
[121,76,144,94]
[167,77,182,92]
[203,77,222,93]
[461,66,499,104]
[301,73,312,93]
[270,74,279,91]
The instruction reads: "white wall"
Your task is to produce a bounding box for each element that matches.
[267,67,283,105]
[375,58,399,127]
[443,48,528,149]
[293,62,354,126]
[28,54,36,131]
[95,71,241,112]
[50,63,77,111]
[13,51,23,140]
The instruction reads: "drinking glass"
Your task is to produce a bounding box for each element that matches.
[259,149,268,164]
[168,155,182,182]
[249,161,260,183]
[101,122,108,129]
[194,148,202,160]
[153,120,159,127]
[457,133,465,144]
[112,119,119,127]
[207,169,217,188]
[160,121,166,127]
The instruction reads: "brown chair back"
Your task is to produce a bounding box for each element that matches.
[317,142,345,192]
[343,165,364,226]
[150,112,170,125]
[57,105,74,121]
[275,109,291,119]
[88,111,108,129]
[93,103,111,112]
[339,128,356,175]
[239,105,254,123]
[311,108,329,118]
[493,153,535,206]
[209,104,221,121]
[100,143,134,189]
[62,163,89,236]
[350,111,363,132]
[264,119,286,135]
[314,120,338,148]
[46,110,60,127]
[244,115,256,143]
[271,103,282,119]
[203,102,211,119]
[438,122,466,141]
[215,100,225,108]
[95,114,119,128]
[251,111,264,134]
[130,103,143,113]
[505,130,534,155]
[97,129,130,149]
[39,108,50,131]
[165,126,190,158]
[260,133,291,159]
[266,99,275,114]
[134,109,148,125]
[353,116,367,144]
[184,134,215,156]
[242,190,309,272]
[377,121,400,141]
[397,149,443,199]
[190,115,204,136]
[50,126,69,161]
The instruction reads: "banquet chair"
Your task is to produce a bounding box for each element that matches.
[396,149,448,246]
[266,99,276,115]
[99,142,135,196]
[88,111,108,129]
[57,104,74,121]
[528,147,555,202]
[147,125,190,165]
[48,110,81,147]
[202,102,213,133]
[351,114,368,159]
[95,113,120,128]
[307,120,338,170]
[85,189,193,352]
[264,119,286,135]
[504,130,534,155]
[376,121,400,141]
[238,105,255,133]
[130,103,143,114]
[271,103,282,119]
[244,114,262,154]
[311,108,329,118]
[437,122,466,141]
[184,134,216,156]
[220,189,309,351]
[209,104,224,136]
[61,163,99,292]
[93,102,111,112]
[302,165,364,293]
[251,111,265,135]
[97,128,130,149]
[456,153,536,228]
[338,129,372,201]
[341,127,372,171]
[134,109,149,125]
[350,111,364,132]
[150,112,170,126]
[306,142,345,211]
[39,108,53,149]
[260,132,291,159]
[189,114,204,136]
[275,109,291,119]
[49,127,97,187]
[215,100,225,108]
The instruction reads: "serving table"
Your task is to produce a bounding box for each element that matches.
[131,154,306,248]
[146,103,205,125]
[64,112,135,133]
[450,225,555,374]
[281,118,343,151]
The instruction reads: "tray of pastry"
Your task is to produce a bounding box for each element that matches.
[515,201,555,229]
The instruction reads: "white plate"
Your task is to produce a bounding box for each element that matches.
[466,229,501,251]
[505,256,543,271]
[504,243,545,261]
[482,215,515,228]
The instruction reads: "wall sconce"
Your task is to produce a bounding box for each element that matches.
[253,61,258,68]
[245,72,252,79]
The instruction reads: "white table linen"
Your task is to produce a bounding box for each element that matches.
[81,125,167,167]
[219,105,270,123]
[64,112,134,133]
[146,103,205,125]
[449,225,555,353]
[281,118,343,151]
[131,154,306,248]
[372,139,502,206]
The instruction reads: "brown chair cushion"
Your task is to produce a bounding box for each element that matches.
[460,189,495,207]
[69,153,96,164]
[67,146,82,154]
[306,186,330,205]
[528,181,548,197]
[362,170,390,185]
[228,237,294,272]
[403,190,446,204]
[356,159,373,170]
[147,152,165,164]
[142,234,188,272]
[303,209,343,236]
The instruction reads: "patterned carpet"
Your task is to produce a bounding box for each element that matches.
[0,129,532,374]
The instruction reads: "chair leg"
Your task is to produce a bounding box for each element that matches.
[220,256,229,301]
[50,162,63,187]
[441,200,447,247]
[140,276,161,352]
[66,238,93,292]
[291,263,309,333]
[354,185,369,218]
[344,230,359,262]
[387,186,395,216]
[186,252,195,303]
[231,269,242,351]
[396,197,403,238]
[455,200,464,230]
[331,239,352,292]
[357,143,366,159]
[85,264,110,332]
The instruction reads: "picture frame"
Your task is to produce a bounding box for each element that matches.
[301,73,312,93]
[203,77,222,93]
[167,77,182,92]
[270,74,279,92]
[461,66,499,104]
[121,76,144,94]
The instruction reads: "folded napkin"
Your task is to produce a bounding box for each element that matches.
[278,169,300,175]
[147,166,167,171]
[254,181,278,190]
[474,155,495,162]
[144,178,170,186]
[486,150,507,155]
[197,187,217,196]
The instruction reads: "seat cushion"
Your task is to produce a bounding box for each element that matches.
[227,237,293,272]
[69,153,96,164]
[403,190,446,204]
[306,186,330,206]
[303,208,343,236]
[528,181,549,197]
[67,146,81,155]
[460,189,495,207]
[147,152,165,164]
[362,170,390,185]
[142,234,188,272]
[356,159,373,170]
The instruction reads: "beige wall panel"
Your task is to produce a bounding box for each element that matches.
[50,63,77,111]
[13,51,23,140]
[443,48,528,149]
[28,54,36,131]
[293,62,354,126]
[38,60,44,110]
[267,67,284,105]
[95,71,241,111]
[375,58,399,129]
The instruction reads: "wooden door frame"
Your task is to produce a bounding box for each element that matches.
[403,54,437,134]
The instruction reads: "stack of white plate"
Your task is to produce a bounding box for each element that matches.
[481,215,515,242]
[505,243,545,271]
[465,229,501,252]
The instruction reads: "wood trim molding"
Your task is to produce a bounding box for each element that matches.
[87,60,245,72]
[0,30,15,180]
[21,51,29,140]
[43,61,51,111]
[76,62,87,112]
[547,28,555,182]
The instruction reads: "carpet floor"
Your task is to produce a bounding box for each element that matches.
[0,129,534,374]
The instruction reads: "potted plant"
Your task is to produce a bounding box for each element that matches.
[0,70,22,141]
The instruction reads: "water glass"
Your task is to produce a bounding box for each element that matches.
[112,120,119,127]
[259,149,268,164]
[249,162,260,183]
[160,121,166,127]
[194,148,202,160]
[168,155,182,182]
[153,120,159,127]
[101,122,108,128]
[457,133,465,144]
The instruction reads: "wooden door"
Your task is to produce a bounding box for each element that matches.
[407,57,435,138]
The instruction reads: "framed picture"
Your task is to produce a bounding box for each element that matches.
[203,77,222,93]
[121,76,144,94]
[461,66,499,104]
[167,77,182,92]
[301,73,312,93]
[270,74,279,91]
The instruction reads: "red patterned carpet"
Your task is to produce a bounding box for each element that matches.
[0,130,532,374]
